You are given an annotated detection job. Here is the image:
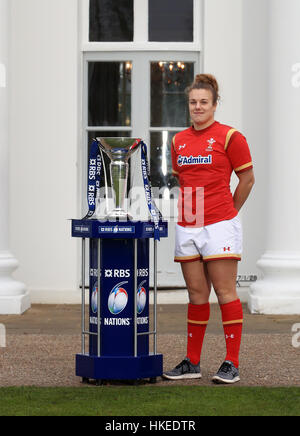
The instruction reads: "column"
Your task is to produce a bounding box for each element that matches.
[249,0,300,314]
[0,0,30,314]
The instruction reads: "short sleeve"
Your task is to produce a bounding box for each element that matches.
[171,135,179,176]
[226,131,253,174]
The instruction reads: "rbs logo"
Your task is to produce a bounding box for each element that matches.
[105,269,130,278]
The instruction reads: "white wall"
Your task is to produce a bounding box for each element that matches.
[241,0,269,280]
[9,0,80,302]
[204,0,268,281]
[204,0,243,129]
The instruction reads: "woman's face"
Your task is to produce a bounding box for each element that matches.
[189,88,217,129]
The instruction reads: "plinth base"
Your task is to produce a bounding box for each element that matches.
[0,292,31,315]
[76,353,163,381]
[248,293,300,315]
[248,251,300,314]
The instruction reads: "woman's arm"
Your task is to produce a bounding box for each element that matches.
[233,169,255,212]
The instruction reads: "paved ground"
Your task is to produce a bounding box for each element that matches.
[0,304,299,387]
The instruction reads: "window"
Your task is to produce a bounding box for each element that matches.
[89,0,134,42]
[149,0,194,42]
[151,61,194,127]
[88,61,132,127]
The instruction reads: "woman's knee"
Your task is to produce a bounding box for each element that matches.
[187,284,211,305]
[214,287,238,305]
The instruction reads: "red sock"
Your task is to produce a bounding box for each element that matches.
[220,299,243,368]
[186,303,210,365]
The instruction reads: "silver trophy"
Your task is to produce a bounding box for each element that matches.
[97,137,142,219]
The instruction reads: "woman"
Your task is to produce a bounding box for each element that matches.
[163,74,255,384]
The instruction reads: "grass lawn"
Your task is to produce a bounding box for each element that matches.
[0,386,299,416]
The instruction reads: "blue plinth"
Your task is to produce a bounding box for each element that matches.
[71,219,168,383]
[76,354,163,381]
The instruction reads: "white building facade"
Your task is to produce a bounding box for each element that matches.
[1,0,299,313]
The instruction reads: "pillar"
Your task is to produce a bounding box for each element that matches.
[0,0,30,314]
[249,0,300,314]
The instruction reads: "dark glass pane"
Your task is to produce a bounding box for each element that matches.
[88,131,131,189]
[150,131,179,196]
[151,62,194,127]
[88,62,132,127]
[90,0,134,42]
[149,0,193,42]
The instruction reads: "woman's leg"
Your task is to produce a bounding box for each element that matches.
[207,260,243,371]
[181,260,211,305]
[181,261,211,365]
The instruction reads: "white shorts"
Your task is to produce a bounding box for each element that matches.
[174,216,243,263]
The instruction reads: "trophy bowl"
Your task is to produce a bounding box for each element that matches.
[97,137,142,220]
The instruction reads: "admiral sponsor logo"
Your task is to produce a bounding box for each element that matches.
[177,155,212,166]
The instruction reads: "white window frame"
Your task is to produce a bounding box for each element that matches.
[80,0,204,216]
[81,0,203,52]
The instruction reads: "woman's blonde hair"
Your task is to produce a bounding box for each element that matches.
[186,74,220,105]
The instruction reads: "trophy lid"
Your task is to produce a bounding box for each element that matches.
[97,137,142,161]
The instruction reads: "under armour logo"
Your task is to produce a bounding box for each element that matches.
[224,247,231,252]
[226,334,235,340]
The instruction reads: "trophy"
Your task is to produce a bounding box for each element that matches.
[97,137,141,220]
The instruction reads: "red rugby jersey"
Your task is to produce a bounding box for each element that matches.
[171,121,253,227]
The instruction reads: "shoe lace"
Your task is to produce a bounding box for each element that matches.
[219,362,233,374]
[176,359,190,372]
